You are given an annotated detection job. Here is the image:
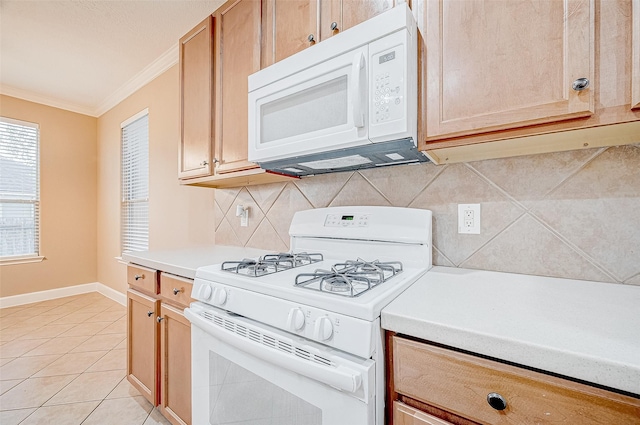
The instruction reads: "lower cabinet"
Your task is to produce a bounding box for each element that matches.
[388,334,640,425]
[127,266,193,425]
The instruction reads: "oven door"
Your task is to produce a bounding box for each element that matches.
[185,305,376,425]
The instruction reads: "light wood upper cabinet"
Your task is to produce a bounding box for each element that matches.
[320,0,394,41]
[214,0,262,174]
[179,16,214,179]
[633,0,640,109]
[262,0,318,67]
[422,0,594,140]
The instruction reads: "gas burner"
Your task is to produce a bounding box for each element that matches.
[294,259,403,297]
[221,252,323,277]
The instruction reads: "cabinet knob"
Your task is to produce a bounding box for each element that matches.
[487,392,508,411]
[572,77,589,91]
[147,311,153,317]
[134,274,144,281]
[308,34,315,43]
[213,158,219,164]
[172,288,182,295]
[157,316,164,323]
[201,160,209,166]
[330,22,338,31]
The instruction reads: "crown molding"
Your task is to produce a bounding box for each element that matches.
[0,85,96,116]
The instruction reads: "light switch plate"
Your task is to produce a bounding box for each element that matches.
[458,204,480,234]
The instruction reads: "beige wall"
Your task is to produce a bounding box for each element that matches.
[97,65,215,294]
[215,145,640,286]
[0,95,97,297]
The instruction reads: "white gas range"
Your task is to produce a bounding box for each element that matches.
[185,206,432,425]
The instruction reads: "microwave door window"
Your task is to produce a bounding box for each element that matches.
[260,76,348,144]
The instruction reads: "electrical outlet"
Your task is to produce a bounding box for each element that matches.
[458,204,480,234]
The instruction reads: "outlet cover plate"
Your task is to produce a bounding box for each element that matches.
[458,204,481,234]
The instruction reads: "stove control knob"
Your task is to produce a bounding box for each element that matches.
[287,308,306,331]
[212,288,228,306]
[200,284,213,301]
[314,316,334,341]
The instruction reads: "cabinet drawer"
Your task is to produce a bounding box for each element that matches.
[160,273,194,308]
[127,265,158,294]
[392,336,640,425]
[394,401,454,425]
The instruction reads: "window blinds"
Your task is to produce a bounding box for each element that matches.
[0,117,40,258]
[121,112,149,253]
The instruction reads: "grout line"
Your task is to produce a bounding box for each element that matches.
[358,171,395,205]
[432,245,455,267]
[259,215,290,250]
[624,270,640,284]
[541,147,607,200]
[291,180,322,209]
[324,172,356,207]
[406,164,448,208]
[247,181,287,217]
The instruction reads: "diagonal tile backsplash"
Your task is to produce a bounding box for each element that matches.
[213,145,640,286]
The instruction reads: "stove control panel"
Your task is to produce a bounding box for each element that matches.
[324,213,370,227]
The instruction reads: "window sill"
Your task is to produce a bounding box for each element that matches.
[0,255,45,266]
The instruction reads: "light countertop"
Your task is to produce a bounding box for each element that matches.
[121,245,270,279]
[382,266,640,395]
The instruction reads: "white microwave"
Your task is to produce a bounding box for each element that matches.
[247,3,427,177]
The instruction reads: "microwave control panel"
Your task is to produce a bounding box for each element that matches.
[371,43,405,125]
[324,213,370,227]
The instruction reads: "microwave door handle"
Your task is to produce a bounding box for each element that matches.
[351,52,366,128]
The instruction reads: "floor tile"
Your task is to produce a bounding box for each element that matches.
[0,338,50,358]
[0,374,77,410]
[58,321,111,337]
[18,314,68,327]
[0,326,43,342]
[19,401,99,425]
[0,357,15,367]
[0,355,61,380]
[41,305,85,317]
[0,316,27,329]
[18,324,75,340]
[143,407,172,425]
[23,336,90,356]
[82,395,153,425]
[96,318,126,335]
[32,351,107,377]
[45,370,125,405]
[0,379,24,395]
[4,306,58,318]
[70,333,126,353]
[49,312,96,325]
[115,338,127,350]
[86,349,126,372]
[106,377,142,399]
[85,310,126,323]
[0,408,36,425]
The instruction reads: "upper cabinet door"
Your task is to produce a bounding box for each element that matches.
[424,0,595,140]
[320,0,394,41]
[179,16,214,179]
[633,0,640,109]
[262,0,318,68]
[214,0,261,174]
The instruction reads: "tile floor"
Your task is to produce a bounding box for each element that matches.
[0,292,171,425]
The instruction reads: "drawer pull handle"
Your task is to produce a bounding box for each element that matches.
[147,311,153,317]
[487,392,507,411]
[134,274,144,281]
[173,288,182,295]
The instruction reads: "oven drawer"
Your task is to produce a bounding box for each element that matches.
[159,273,193,308]
[127,265,158,294]
[392,336,640,425]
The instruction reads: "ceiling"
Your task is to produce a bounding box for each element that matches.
[0,0,225,117]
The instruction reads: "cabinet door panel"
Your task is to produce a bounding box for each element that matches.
[633,0,640,109]
[127,289,159,405]
[262,0,318,67]
[320,0,394,41]
[425,0,594,139]
[215,0,261,174]
[179,16,214,179]
[160,305,191,425]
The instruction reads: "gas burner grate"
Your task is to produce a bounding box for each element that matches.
[221,252,323,277]
[294,259,403,297]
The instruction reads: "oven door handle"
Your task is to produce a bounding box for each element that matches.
[185,308,364,394]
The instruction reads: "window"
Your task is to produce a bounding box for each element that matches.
[121,110,149,253]
[0,117,40,261]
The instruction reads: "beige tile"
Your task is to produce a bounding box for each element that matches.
[18,324,76,340]
[0,307,28,317]
[224,188,265,245]
[17,314,68,327]
[432,247,455,267]
[82,395,153,425]
[143,407,172,425]
[0,325,43,342]
[246,218,289,252]
[114,338,127,350]
[73,304,113,316]
[0,338,50,358]
[97,318,126,335]
[0,408,35,425]
[4,306,58,318]
[45,370,125,405]
[71,333,126,353]
[50,312,97,325]
[41,304,84,316]
[265,183,314,242]
[32,351,107,377]
[214,200,225,231]
[0,355,61,380]
[461,214,615,282]
[328,172,391,207]
[32,297,74,308]
[19,401,99,425]
[215,217,243,246]
[360,162,442,206]
[106,377,142,399]
[0,379,23,395]
[0,357,15,367]
[105,303,125,312]
[293,172,353,208]
[247,182,287,212]
[23,336,90,357]
[0,374,77,410]
[58,321,111,337]
[84,310,125,323]
[214,187,241,214]
[0,316,26,330]
[86,349,126,372]
[409,163,524,265]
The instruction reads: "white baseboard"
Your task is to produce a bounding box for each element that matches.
[0,282,126,308]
